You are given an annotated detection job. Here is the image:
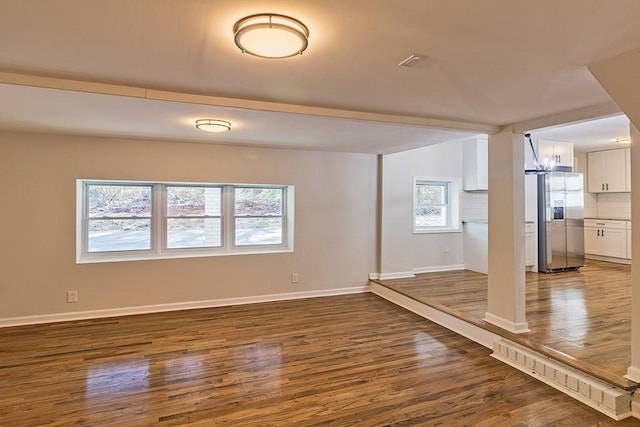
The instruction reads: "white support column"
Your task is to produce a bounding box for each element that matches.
[627,124,640,382]
[484,127,530,333]
[588,48,640,383]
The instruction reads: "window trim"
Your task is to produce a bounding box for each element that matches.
[413,176,461,234]
[76,179,294,264]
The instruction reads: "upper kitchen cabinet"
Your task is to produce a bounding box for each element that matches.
[463,136,488,191]
[587,148,627,193]
[626,147,631,191]
[538,140,574,169]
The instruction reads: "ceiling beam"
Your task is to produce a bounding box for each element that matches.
[0,70,498,135]
[510,101,621,134]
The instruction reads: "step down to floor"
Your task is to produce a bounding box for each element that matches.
[492,339,631,420]
[370,281,636,420]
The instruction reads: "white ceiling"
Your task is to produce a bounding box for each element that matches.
[1,0,639,153]
[532,114,630,152]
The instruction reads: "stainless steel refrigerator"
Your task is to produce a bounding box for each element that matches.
[537,172,585,272]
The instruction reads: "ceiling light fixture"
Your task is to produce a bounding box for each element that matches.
[233,13,309,59]
[616,137,631,144]
[195,119,231,133]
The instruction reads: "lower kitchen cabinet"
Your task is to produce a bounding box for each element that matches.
[525,223,535,267]
[584,219,627,259]
[628,222,632,259]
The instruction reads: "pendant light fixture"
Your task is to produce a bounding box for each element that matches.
[195,119,231,133]
[233,13,309,59]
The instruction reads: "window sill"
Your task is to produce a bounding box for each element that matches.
[77,247,293,264]
[413,227,462,234]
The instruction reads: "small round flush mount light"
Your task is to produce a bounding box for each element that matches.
[616,137,631,144]
[195,119,231,133]
[233,13,309,59]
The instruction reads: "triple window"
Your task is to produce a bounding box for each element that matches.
[78,180,293,263]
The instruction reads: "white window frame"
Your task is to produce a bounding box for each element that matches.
[232,186,286,247]
[413,176,461,234]
[164,184,224,250]
[76,179,294,264]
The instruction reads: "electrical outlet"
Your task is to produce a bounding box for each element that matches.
[291,273,299,283]
[67,290,78,303]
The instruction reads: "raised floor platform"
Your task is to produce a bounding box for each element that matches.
[370,261,640,420]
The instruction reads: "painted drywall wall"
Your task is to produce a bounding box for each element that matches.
[380,141,464,276]
[0,131,378,320]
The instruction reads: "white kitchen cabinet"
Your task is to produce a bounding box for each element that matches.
[538,140,573,169]
[463,136,488,191]
[627,221,632,259]
[626,147,631,192]
[587,148,627,193]
[584,219,627,259]
[525,223,535,267]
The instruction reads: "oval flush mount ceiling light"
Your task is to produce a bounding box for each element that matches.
[195,119,231,133]
[233,13,309,59]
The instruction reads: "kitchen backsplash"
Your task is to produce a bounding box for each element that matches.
[584,191,598,218]
[593,192,631,219]
[461,191,488,220]
[460,188,629,221]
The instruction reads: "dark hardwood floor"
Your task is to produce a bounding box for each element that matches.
[1,293,637,425]
[376,260,633,387]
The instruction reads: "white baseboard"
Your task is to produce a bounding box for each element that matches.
[625,365,640,383]
[371,264,465,281]
[484,312,530,334]
[0,285,370,328]
[378,271,416,280]
[413,264,464,274]
[586,254,631,265]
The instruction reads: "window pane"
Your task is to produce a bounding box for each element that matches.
[416,206,448,227]
[88,219,151,252]
[88,185,152,218]
[167,218,221,249]
[167,186,220,217]
[235,188,283,216]
[235,218,283,246]
[416,183,447,205]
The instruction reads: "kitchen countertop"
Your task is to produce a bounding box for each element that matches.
[585,217,631,221]
[462,220,535,224]
[462,219,488,224]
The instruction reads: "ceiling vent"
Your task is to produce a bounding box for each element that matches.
[398,54,425,67]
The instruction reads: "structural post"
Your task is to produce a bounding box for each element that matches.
[484,127,530,333]
[627,124,640,381]
[589,47,640,383]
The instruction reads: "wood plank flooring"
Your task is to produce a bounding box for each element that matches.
[1,293,636,425]
[376,260,633,386]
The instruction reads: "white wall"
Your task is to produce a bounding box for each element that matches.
[0,131,378,322]
[380,141,465,277]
